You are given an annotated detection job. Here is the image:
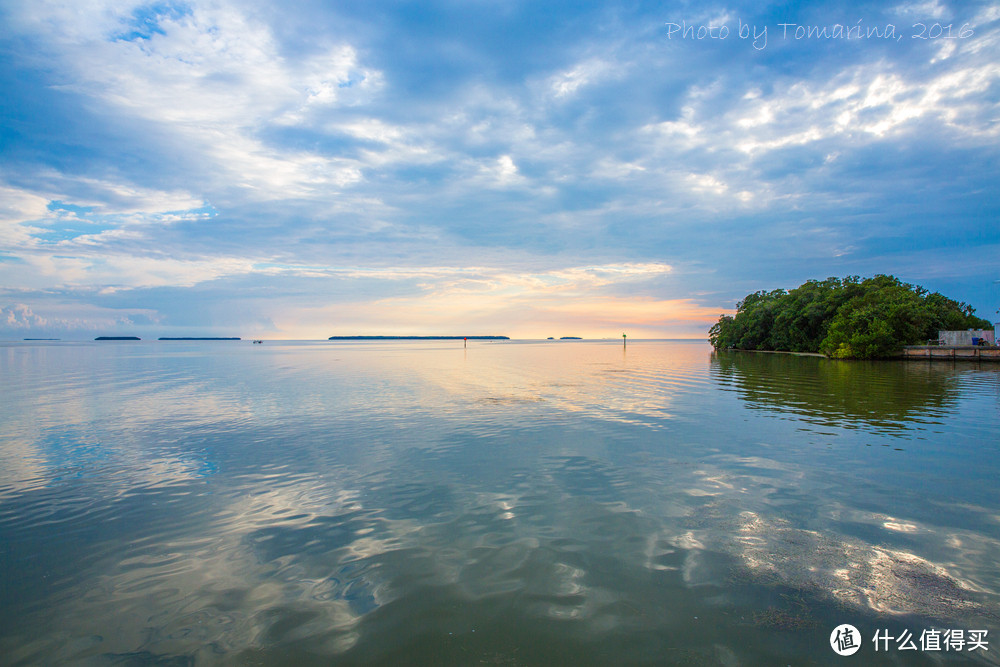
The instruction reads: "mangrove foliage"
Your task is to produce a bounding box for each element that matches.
[708,275,991,359]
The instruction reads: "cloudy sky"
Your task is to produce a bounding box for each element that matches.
[1,0,998,339]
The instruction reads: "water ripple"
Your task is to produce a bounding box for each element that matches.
[1,340,998,665]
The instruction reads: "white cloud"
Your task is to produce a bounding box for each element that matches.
[0,185,51,245]
[893,0,949,19]
[476,154,524,187]
[548,58,617,98]
[0,176,213,265]
[0,185,51,223]
[0,301,163,335]
[9,1,383,201]
[36,175,206,217]
[334,119,405,143]
[12,252,256,290]
[642,52,1000,175]
[2,304,48,329]
[245,261,671,287]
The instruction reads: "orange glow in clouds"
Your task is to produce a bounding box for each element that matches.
[267,263,730,339]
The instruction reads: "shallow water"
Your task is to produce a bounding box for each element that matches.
[1,339,998,665]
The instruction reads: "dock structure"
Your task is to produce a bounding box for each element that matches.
[902,346,1000,361]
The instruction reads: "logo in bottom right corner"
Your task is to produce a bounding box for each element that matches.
[830,624,861,656]
[830,624,990,656]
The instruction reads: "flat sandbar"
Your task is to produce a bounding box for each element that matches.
[328,335,509,340]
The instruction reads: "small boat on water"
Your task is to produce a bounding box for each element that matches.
[252,339,263,344]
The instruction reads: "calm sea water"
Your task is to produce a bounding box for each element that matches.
[1,339,998,665]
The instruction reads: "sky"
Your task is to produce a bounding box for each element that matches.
[1,0,998,340]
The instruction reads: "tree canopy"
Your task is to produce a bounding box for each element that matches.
[708,275,992,359]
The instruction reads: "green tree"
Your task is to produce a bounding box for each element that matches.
[923,292,991,331]
[770,276,862,352]
[708,314,734,349]
[818,277,932,358]
[709,274,993,359]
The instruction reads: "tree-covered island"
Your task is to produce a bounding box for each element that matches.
[709,275,992,359]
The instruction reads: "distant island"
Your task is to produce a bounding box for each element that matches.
[328,335,509,340]
[24,338,60,341]
[709,275,992,359]
[559,336,582,340]
[95,336,141,341]
[158,337,241,341]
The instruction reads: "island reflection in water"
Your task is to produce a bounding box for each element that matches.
[0,339,997,665]
[711,348,964,430]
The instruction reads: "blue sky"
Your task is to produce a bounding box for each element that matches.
[1,0,998,339]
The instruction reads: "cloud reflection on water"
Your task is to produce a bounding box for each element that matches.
[1,340,998,664]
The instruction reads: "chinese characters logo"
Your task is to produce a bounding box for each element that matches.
[830,624,862,656]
